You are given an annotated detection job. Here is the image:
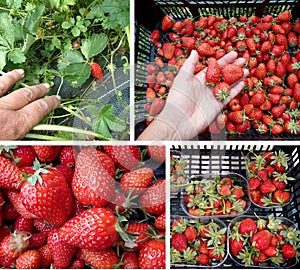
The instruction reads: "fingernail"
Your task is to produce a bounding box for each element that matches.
[43,83,50,89]
[16,69,25,76]
[0,82,5,90]
[56,95,61,101]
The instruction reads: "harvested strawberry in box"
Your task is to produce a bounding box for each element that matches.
[228,215,300,267]
[0,145,166,269]
[244,148,295,208]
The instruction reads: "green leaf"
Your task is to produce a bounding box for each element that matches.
[52,36,61,49]
[6,0,22,9]
[71,26,81,37]
[63,62,90,88]
[61,21,73,29]
[0,47,8,70]
[85,4,105,20]
[81,33,108,60]
[60,50,85,64]
[0,13,15,48]
[8,48,26,64]
[105,114,126,132]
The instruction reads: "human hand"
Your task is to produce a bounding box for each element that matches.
[139,50,249,141]
[0,69,61,140]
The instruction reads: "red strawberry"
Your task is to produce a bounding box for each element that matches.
[59,207,118,251]
[20,166,73,227]
[161,15,174,31]
[12,146,36,167]
[213,82,231,102]
[250,91,266,107]
[16,250,41,269]
[138,239,165,269]
[140,179,165,215]
[221,64,244,85]
[277,10,291,22]
[162,42,175,60]
[48,228,76,269]
[0,231,31,259]
[103,145,141,171]
[72,147,115,207]
[149,97,165,116]
[271,124,284,135]
[184,226,197,242]
[28,232,47,249]
[251,230,271,251]
[81,248,119,269]
[206,57,221,84]
[147,145,165,163]
[146,87,156,101]
[218,183,231,196]
[121,251,139,269]
[195,253,211,265]
[0,156,24,189]
[196,42,215,56]
[13,216,34,233]
[55,164,73,185]
[149,29,160,43]
[32,146,62,163]
[126,223,154,251]
[59,146,76,168]
[239,218,257,235]
[260,180,276,194]
[255,63,267,79]
[38,244,53,268]
[273,189,290,204]
[271,104,286,118]
[282,243,296,259]
[232,187,244,199]
[90,62,104,79]
[228,111,244,125]
[120,167,153,196]
[155,212,166,230]
[229,238,244,256]
[70,258,85,269]
[263,245,278,257]
[293,83,300,102]
[181,36,196,51]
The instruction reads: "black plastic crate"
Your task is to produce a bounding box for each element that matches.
[134,0,300,140]
[170,144,300,268]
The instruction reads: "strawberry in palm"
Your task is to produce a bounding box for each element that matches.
[72,147,115,207]
[19,161,73,227]
[59,207,118,251]
[206,57,221,86]
[213,82,231,102]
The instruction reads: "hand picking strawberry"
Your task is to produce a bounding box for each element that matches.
[0,145,166,269]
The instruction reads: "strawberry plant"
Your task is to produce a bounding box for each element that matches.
[171,217,227,266]
[228,215,300,267]
[0,144,166,268]
[180,174,250,217]
[0,0,130,140]
[244,149,295,207]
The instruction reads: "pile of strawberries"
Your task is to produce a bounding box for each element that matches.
[0,145,166,269]
[245,149,295,207]
[170,152,187,196]
[182,175,249,217]
[229,215,300,267]
[145,10,300,136]
[171,217,227,266]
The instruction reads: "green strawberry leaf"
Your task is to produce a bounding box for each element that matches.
[0,13,14,48]
[81,33,108,60]
[8,48,26,64]
[63,62,90,88]
[0,47,8,70]
[5,0,22,9]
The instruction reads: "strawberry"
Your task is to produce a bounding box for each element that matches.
[28,232,47,249]
[72,147,115,207]
[250,90,266,107]
[162,42,175,60]
[273,189,290,204]
[90,62,104,79]
[20,165,73,227]
[121,251,139,269]
[16,249,41,269]
[260,180,276,194]
[126,223,154,251]
[184,226,197,242]
[149,97,165,116]
[277,10,291,22]
[229,238,244,256]
[139,239,165,269]
[161,15,174,31]
[218,183,231,196]
[38,244,53,268]
[0,231,31,259]
[181,36,196,51]
[263,245,278,257]
[70,258,85,269]
[48,228,77,269]
[147,145,165,163]
[213,81,231,102]
[55,164,73,185]
[228,111,244,124]
[146,87,156,101]
[0,156,24,189]
[155,212,166,230]
[251,230,271,251]
[254,63,267,79]
[293,83,300,102]
[59,207,118,251]
[281,243,296,259]
[140,179,165,215]
[149,29,160,43]
[196,42,215,56]
[232,187,244,199]
[248,177,261,190]
[13,216,34,233]
[195,253,211,265]
[239,218,257,235]
[59,146,76,168]
[120,167,153,196]
[32,146,62,163]
[206,57,220,85]
[81,248,119,269]
[271,124,284,135]
[11,146,36,167]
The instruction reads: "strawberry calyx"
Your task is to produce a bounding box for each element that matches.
[8,230,31,257]
[26,159,50,186]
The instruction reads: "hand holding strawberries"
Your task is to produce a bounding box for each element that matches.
[138,50,248,140]
[0,69,61,140]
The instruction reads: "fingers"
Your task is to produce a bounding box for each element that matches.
[217,51,238,68]
[0,69,25,96]
[179,50,199,75]
[18,95,61,132]
[0,83,52,110]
